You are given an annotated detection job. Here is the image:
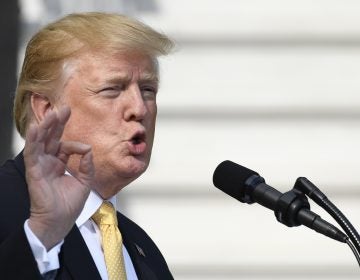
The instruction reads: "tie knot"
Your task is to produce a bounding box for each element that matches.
[92,201,118,226]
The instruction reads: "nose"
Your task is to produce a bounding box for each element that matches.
[123,84,147,122]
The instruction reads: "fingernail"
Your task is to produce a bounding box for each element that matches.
[81,143,91,150]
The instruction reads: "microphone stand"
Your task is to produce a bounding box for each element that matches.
[294,177,360,266]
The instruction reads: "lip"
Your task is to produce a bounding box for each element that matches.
[127,130,147,155]
[127,141,147,155]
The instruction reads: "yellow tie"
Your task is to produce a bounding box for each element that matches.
[92,201,127,280]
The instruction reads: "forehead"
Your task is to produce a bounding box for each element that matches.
[63,50,158,85]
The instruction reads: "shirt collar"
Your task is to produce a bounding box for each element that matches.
[75,190,117,227]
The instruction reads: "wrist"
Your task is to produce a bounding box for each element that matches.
[28,218,64,251]
[24,220,63,274]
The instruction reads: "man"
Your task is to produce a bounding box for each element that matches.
[0,12,174,279]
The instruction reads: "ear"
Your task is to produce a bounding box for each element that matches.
[30,93,52,123]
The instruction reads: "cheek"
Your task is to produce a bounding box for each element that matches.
[146,113,157,136]
[147,103,157,126]
[62,111,95,143]
[62,125,82,145]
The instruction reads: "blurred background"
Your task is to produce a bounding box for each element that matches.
[1,0,360,279]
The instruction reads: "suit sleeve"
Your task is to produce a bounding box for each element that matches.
[0,156,43,279]
[0,224,42,280]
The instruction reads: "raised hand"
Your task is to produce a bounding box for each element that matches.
[24,106,95,250]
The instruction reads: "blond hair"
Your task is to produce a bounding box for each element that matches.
[14,12,174,137]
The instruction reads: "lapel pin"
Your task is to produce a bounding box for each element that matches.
[134,243,146,257]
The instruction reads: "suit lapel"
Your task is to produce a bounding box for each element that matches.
[60,225,102,280]
[118,213,160,280]
[61,217,158,280]
[123,235,160,280]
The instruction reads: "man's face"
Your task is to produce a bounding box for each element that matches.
[59,51,158,198]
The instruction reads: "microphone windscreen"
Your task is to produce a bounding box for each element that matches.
[213,160,258,200]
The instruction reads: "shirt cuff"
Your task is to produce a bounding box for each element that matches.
[24,219,64,274]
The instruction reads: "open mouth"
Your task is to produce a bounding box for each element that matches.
[128,131,147,155]
[131,132,146,145]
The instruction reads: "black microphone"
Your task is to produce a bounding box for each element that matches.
[213,160,348,243]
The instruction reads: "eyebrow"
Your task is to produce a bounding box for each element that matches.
[139,71,159,83]
[102,71,159,85]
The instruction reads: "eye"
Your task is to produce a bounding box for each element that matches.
[141,86,158,100]
[99,85,123,97]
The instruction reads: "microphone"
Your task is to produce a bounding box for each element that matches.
[213,160,348,243]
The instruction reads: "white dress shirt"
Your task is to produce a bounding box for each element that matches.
[24,191,138,279]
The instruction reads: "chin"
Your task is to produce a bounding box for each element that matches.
[125,162,148,178]
[116,155,149,179]
[94,162,148,199]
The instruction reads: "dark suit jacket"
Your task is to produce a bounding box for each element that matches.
[0,152,173,280]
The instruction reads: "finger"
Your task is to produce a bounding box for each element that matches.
[57,141,91,164]
[44,106,71,155]
[24,122,38,149]
[24,123,40,167]
[24,112,62,177]
[57,106,71,125]
[24,120,55,167]
[26,106,71,154]
[24,110,57,158]
[35,110,58,143]
[26,110,59,166]
[77,150,95,188]
[46,106,71,141]
[58,142,94,190]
